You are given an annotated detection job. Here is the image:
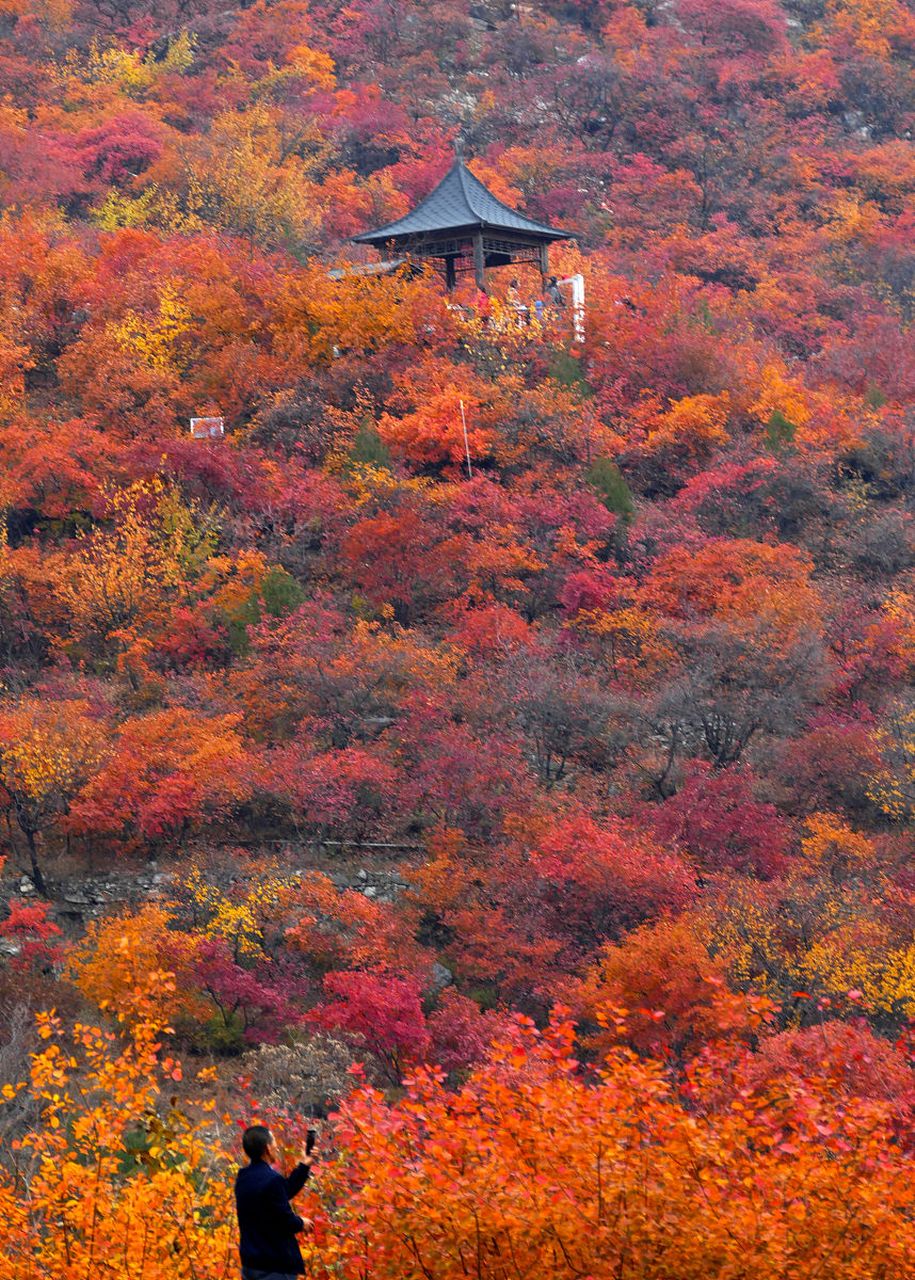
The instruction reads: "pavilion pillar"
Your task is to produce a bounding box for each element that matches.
[472,233,485,289]
[445,255,457,291]
[539,242,550,281]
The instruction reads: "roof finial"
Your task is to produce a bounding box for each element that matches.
[453,136,465,161]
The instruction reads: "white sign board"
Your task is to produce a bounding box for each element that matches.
[190,417,224,439]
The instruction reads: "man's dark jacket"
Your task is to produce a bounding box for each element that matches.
[235,1158,311,1276]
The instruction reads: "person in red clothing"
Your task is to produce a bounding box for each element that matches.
[235,1125,314,1280]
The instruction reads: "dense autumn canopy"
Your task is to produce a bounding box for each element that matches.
[1,0,915,1275]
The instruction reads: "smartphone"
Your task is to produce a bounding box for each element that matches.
[306,1128,317,1155]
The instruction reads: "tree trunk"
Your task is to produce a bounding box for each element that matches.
[23,826,49,898]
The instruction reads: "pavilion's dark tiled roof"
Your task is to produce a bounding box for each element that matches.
[353,158,570,246]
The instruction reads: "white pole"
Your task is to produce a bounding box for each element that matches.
[573,274,585,343]
[460,398,473,479]
[560,274,586,343]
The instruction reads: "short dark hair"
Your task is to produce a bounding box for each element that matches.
[242,1125,272,1160]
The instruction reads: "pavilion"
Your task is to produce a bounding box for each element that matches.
[352,144,572,290]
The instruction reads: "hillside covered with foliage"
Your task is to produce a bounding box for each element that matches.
[1,0,915,1275]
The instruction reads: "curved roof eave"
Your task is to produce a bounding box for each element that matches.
[353,158,572,245]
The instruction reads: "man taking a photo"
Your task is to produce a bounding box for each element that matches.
[235,1124,314,1280]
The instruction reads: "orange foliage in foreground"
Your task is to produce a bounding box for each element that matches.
[2,1001,914,1280]
[328,1011,915,1279]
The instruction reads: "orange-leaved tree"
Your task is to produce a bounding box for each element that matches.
[67,707,253,849]
[66,903,207,1028]
[567,916,772,1058]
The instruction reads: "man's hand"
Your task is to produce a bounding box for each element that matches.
[298,1153,314,1170]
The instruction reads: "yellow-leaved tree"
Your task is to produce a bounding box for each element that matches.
[0,696,110,894]
[0,981,238,1280]
[50,477,219,663]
